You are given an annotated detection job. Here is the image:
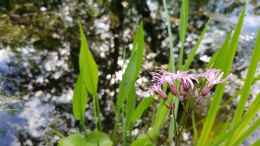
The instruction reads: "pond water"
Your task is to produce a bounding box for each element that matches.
[0,0,260,145]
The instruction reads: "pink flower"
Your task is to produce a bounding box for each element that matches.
[200,69,225,96]
[151,84,168,99]
[150,68,227,100]
[202,69,224,86]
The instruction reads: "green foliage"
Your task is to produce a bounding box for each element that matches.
[85,131,113,146]
[63,3,260,146]
[73,77,88,125]
[58,131,113,146]
[128,96,154,129]
[73,23,99,126]
[79,23,99,97]
[148,99,170,139]
[231,29,260,126]
[116,22,144,115]
[209,29,260,146]
[58,133,88,146]
[196,6,246,146]
[163,0,176,72]
[114,22,145,145]
[178,0,189,68]
[207,32,231,68]
[183,21,209,70]
[131,136,155,146]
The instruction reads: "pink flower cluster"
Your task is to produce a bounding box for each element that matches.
[151,69,226,101]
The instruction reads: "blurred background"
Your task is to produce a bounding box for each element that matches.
[0,0,260,145]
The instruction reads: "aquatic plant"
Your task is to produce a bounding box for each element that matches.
[58,0,260,146]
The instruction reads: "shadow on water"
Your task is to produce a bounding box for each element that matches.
[0,98,55,146]
[0,103,26,146]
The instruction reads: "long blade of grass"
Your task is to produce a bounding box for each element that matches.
[225,93,260,145]
[147,99,170,139]
[116,22,144,114]
[232,118,260,146]
[232,29,260,126]
[178,0,189,68]
[183,21,209,70]
[207,32,231,68]
[197,6,245,146]
[168,95,178,143]
[215,7,245,74]
[163,0,176,72]
[210,121,240,146]
[211,94,260,146]
[128,96,154,129]
[197,84,225,145]
[115,22,144,145]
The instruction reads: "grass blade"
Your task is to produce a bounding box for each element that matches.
[145,97,174,140]
[211,93,260,146]
[163,0,176,72]
[183,21,209,70]
[115,22,144,145]
[226,93,260,145]
[197,6,245,146]
[178,0,189,68]
[116,22,144,114]
[232,29,260,126]
[215,6,245,75]
[128,96,154,129]
[207,32,231,68]
[232,118,260,146]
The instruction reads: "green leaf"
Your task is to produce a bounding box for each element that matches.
[131,136,155,146]
[85,131,113,146]
[211,93,260,146]
[216,6,245,75]
[231,118,260,146]
[114,22,144,145]
[163,0,176,72]
[79,23,99,96]
[232,29,260,126]
[73,77,87,123]
[116,22,144,121]
[197,6,245,146]
[183,21,209,70]
[58,132,113,146]
[128,96,154,129]
[58,133,88,146]
[148,98,171,139]
[225,93,260,145]
[207,32,231,68]
[178,0,189,68]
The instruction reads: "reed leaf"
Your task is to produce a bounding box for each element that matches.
[197,6,245,146]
